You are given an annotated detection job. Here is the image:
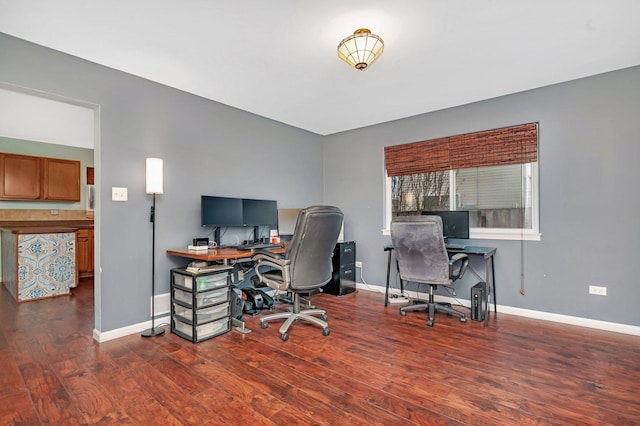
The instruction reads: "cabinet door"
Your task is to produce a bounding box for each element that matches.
[76,229,89,275]
[0,153,41,200]
[88,228,94,273]
[76,228,94,278]
[43,158,80,201]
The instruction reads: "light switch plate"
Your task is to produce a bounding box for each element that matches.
[112,187,128,201]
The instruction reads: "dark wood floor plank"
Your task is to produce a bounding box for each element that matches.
[18,361,88,425]
[0,390,41,425]
[2,280,640,425]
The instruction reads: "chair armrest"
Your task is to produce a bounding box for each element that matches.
[251,251,290,269]
[252,251,292,289]
[449,253,469,280]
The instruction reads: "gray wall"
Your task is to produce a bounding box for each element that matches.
[0,34,324,332]
[2,32,639,330]
[324,65,640,326]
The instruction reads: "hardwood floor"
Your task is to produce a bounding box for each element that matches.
[1,280,639,425]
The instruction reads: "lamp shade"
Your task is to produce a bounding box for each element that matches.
[146,158,163,194]
[337,28,384,70]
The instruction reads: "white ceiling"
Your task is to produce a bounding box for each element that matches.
[2,0,640,135]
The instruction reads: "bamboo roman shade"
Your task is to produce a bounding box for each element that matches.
[385,123,538,177]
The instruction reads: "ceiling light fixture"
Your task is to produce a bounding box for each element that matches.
[337,28,384,70]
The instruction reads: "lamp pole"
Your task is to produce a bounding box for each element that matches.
[142,158,165,338]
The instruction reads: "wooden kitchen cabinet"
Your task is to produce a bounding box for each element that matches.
[0,153,80,201]
[76,227,94,278]
[0,153,41,200]
[43,157,81,201]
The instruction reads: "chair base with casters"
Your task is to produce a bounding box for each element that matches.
[260,292,329,341]
[400,284,467,327]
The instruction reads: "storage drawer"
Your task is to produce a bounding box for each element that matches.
[195,273,228,290]
[173,302,230,323]
[172,270,228,290]
[172,316,230,342]
[336,241,355,264]
[173,287,229,308]
[173,274,194,289]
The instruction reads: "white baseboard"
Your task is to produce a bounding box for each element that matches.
[93,285,640,343]
[93,291,171,343]
[358,283,640,337]
[93,314,170,343]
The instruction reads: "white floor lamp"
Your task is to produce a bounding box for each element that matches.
[142,157,165,338]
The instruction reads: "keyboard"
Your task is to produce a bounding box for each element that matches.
[236,243,282,251]
[445,243,466,250]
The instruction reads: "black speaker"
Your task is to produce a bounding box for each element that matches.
[471,282,486,322]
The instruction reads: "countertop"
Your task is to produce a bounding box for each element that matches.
[0,219,93,231]
[0,220,93,233]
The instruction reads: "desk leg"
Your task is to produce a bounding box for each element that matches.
[491,257,497,312]
[396,259,404,296]
[484,256,495,326]
[385,249,392,307]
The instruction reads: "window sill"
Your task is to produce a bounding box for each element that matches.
[382,228,541,241]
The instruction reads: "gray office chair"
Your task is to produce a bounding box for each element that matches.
[252,206,344,341]
[390,215,469,327]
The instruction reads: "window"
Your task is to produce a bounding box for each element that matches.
[384,123,540,240]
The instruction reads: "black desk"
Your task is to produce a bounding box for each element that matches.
[384,244,497,326]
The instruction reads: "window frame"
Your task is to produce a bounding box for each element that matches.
[382,164,541,241]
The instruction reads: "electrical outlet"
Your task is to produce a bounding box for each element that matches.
[355,261,363,268]
[589,285,607,296]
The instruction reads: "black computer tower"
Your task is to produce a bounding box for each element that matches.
[322,241,356,296]
[471,282,486,322]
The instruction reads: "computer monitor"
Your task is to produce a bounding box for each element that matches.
[422,210,470,239]
[201,196,243,227]
[242,198,278,228]
[277,208,301,236]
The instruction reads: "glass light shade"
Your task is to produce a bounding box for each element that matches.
[337,28,384,70]
[146,158,163,194]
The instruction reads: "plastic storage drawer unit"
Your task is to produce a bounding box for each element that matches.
[170,267,232,343]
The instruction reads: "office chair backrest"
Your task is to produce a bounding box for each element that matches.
[390,215,451,285]
[286,205,344,291]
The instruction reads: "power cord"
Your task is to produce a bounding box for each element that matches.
[443,286,468,309]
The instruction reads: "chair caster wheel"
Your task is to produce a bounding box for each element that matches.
[260,322,268,329]
[427,320,434,327]
[281,332,289,341]
[320,313,328,321]
[399,310,406,316]
[322,328,330,336]
[460,317,467,323]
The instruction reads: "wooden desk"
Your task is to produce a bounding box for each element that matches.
[167,246,287,334]
[384,244,496,326]
[167,246,286,264]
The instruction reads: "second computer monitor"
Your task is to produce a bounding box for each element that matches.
[422,210,470,239]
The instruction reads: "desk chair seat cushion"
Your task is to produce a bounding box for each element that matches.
[391,215,451,286]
